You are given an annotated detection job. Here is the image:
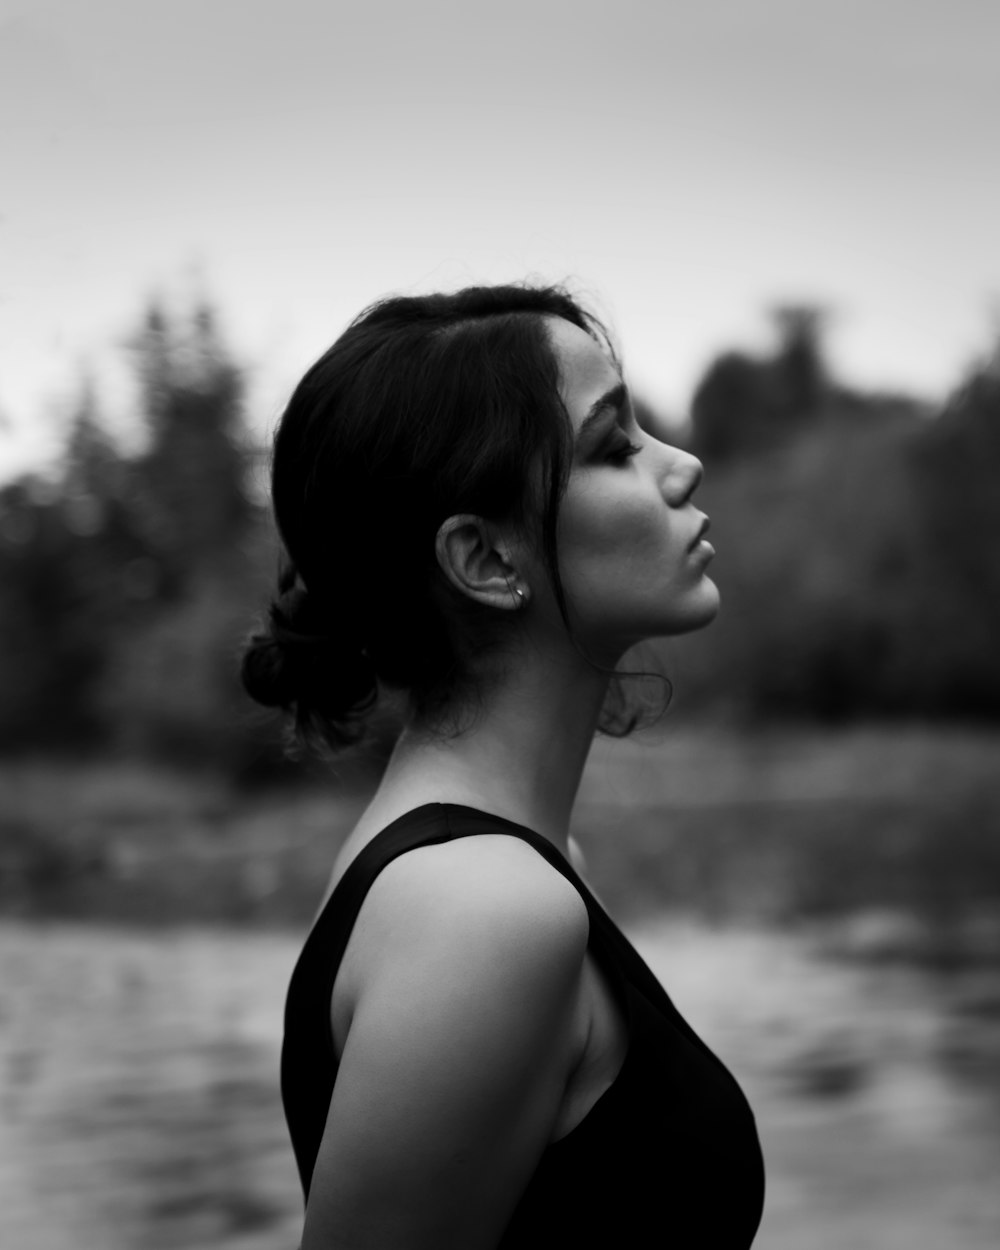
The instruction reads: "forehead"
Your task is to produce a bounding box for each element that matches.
[545,316,621,428]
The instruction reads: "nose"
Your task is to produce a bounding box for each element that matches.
[660,446,704,506]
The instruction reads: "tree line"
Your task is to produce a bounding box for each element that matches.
[1,298,997,776]
[673,307,1000,720]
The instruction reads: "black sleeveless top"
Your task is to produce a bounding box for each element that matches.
[282,804,765,1247]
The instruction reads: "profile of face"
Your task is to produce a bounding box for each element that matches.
[543,316,720,660]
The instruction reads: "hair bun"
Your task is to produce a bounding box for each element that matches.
[241,585,377,737]
[240,633,302,709]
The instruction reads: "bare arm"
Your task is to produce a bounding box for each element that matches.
[302,837,589,1250]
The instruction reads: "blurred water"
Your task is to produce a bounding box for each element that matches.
[2,919,999,1249]
[637,920,1000,1249]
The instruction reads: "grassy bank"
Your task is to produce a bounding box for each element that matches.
[2,724,999,953]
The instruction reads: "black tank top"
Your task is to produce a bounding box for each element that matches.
[282,803,765,1248]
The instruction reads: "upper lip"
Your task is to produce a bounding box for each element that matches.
[689,514,711,549]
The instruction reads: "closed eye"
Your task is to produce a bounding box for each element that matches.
[605,436,643,464]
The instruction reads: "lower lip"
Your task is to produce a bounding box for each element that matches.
[690,538,715,559]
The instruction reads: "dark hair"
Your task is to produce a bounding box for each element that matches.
[242,282,637,753]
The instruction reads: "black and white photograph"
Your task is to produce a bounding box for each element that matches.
[2,2,999,1247]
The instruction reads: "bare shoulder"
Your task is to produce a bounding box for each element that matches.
[333,834,589,1023]
[362,834,588,967]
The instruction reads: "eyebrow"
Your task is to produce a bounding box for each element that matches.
[576,381,629,443]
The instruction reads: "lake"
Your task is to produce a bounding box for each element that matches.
[3,916,999,1249]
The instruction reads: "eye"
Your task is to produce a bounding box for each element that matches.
[605,435,642,464]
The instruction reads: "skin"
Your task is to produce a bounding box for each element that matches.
[300,316,718,1250]
[544,316,719,659]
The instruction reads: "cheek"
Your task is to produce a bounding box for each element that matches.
[559,485,673,578]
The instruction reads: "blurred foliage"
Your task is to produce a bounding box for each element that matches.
[1,295,999,780]
[4,729,1000,934]
[673,310,1000,720]
[0,300,289,776]
[690,305,832,462]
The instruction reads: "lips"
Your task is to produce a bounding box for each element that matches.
[688,515,711,550]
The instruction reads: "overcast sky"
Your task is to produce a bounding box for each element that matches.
[2,0,998,477]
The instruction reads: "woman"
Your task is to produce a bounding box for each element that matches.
[242,284,764,1249]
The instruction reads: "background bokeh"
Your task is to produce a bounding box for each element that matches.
[2,2,1000,1247]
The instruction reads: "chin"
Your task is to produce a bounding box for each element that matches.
[580,580,722,654]
[665,579,721,636]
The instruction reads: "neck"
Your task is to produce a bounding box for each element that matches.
[371,640,612,855]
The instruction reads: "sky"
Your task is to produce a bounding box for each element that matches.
[2,0,998,478]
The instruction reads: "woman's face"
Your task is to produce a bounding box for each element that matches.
[544,316,720,658]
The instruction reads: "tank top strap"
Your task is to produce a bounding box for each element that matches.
[429,807,707,1049]
[295,803,627,1020]
[304,804,580,963]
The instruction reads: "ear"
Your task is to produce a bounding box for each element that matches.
[435,515,526,611]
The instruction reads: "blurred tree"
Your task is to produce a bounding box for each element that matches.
[0,477,100,747]
[0,375,149,749]
[688,351,773,461]
[672,343,1000,723]
[97,300,281,767]
[690,304,830,462]
[0,298,292,769]
[124,302,254,598]
[770,304,829,416]
[904,352,1000,714]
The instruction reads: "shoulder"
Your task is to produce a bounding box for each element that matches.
[337,832,590,1020]
[370,832,588,964]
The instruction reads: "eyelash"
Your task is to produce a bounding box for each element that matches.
[606,438,642,464]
